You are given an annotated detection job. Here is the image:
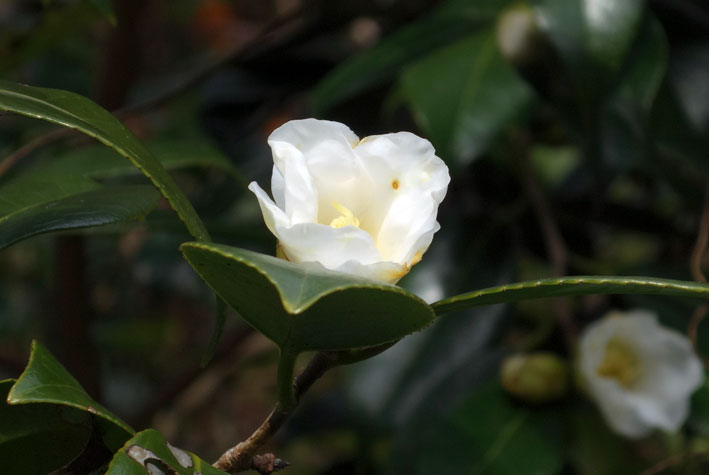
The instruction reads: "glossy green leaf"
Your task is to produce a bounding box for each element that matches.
[106,429,227,475]
[8,340,134,437]
[400,30,533,165]
[0,379,93,475]
[0,80,209,241]
[0,185,160,250]
[180,242,434,352]
[432,276,709,316]
[0,172,97,218]
[0,136,240,249]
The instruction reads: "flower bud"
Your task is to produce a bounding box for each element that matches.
[496,5,541,66]
[501,352,569,404]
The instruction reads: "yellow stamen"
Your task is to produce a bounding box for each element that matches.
[596,337,642,388]
[329,202,360,228]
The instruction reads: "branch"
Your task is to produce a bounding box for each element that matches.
[0,128,69,177]
[639,449,709,475]
[688,183,709,366]
[213,351,337,473]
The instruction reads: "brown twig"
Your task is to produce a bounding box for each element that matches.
[639,449,709,475]
[213,351,337,473]
[0,128,70,177]
[0,4,309,178]
[688,184,709,366]
[519,146,577,347]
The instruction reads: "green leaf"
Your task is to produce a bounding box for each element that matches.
[36,138,242,181]
[432,276,709,315]
[614,15,668,113]
[568,403,650,475]
[454,383,563,475]
[0,185,160,250]
[311,0,521,113]
[597,14,669,171]
[0,379,93,475]
[180,242,434,352]
[536,0,645,100]
[394,381,563,474]
[400,30,533,165]
[201,296,227,367]
[0,80,209,241]
[8,340,134,438]
[312,15,485,114]
[105,429,227,475]
[0,136,241,249]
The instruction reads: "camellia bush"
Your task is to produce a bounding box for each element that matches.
[2,0,709,474]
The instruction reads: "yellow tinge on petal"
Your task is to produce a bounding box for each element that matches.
[596,337,643,388]
[329,202,360,228]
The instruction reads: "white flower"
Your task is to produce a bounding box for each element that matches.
[248,119,450,283]
[578,309,705,438]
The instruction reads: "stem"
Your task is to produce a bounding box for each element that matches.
[276,347,298,412]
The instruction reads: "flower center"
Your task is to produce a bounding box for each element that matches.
[329,202,360,228]
[596,337,642,388]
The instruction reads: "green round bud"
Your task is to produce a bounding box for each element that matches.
[501,352,569,404]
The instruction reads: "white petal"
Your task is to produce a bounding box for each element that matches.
[269,118,359,154]
[268,119,362,225]
[355,132,450,202]
[273,149,317,224]
[275,222,382,270]
[271,165,286,210]
[354,132,449,264]
[248,182,290,235]
[376,192,439,264]
[335,260,408,284]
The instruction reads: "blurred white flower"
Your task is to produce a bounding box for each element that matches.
[249,119,450,283]
[578,309,704,438]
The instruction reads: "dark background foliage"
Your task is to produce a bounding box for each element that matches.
[2,0,709,473]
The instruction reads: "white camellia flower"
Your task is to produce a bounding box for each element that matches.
[578,309,704,438]
[248,119,450,283]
